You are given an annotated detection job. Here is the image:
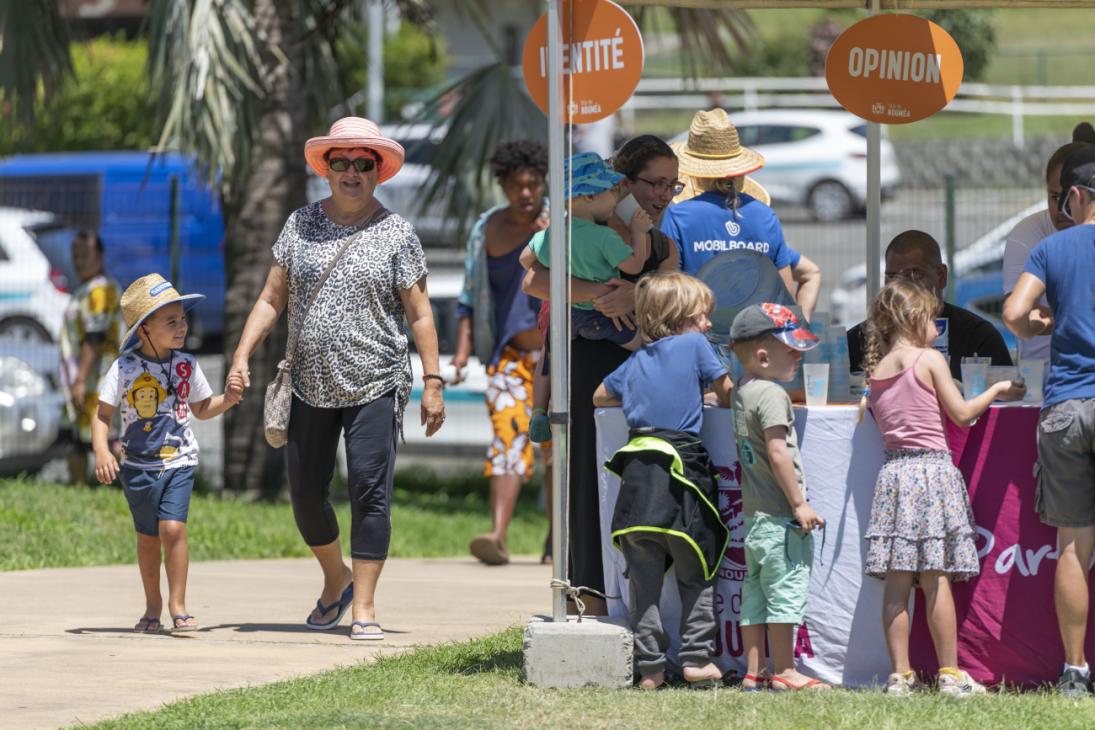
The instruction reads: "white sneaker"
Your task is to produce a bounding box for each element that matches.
[885,671,922,696]
[938,669,987,697]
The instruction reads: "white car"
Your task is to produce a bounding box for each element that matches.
[673,109,901,222]
[0,337,66,475]
[0,208,71,342]
[307,123,462,246]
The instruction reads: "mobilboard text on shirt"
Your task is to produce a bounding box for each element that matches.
[660,191,794,276]
[98,351,213,470]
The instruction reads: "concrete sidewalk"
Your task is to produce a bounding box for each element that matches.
[0,557,552,729]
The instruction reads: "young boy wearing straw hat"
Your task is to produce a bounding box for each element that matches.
[93,274,243,634]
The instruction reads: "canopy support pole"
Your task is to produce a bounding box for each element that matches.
[547,0,570,624]
[866,0,882,306]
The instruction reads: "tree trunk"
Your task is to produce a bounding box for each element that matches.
[221,0,306,498]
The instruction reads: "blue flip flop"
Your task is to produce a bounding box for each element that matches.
[305,582,354,630]
[349,620,385,641]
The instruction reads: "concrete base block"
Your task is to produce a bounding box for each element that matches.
[522,615,634,688]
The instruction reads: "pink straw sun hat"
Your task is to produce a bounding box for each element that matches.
[304,117,405,184]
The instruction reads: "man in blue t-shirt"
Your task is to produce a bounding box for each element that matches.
[1005,147,1095,698]
[661,189,795,283]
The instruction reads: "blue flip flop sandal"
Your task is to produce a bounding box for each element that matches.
[171,614,199,632]
[349,620,385,641]
[305,582,354,630]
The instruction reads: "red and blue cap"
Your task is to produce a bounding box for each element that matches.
[730,303,818,351]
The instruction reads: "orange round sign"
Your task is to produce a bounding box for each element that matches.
[522,0,644,125]
[825,14,963,125]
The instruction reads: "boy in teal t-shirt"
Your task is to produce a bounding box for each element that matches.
[528,151,651,349]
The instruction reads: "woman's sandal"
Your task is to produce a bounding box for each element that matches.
[742,673,770,692]
[133,616,162,634]
[349,620,385,641]
[171,614,200,632]
[769,674,831,691]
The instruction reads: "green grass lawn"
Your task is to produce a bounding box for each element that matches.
[91,627,1095,730]
[0,472,548,571]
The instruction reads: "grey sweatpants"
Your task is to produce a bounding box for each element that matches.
[620,532,717,676]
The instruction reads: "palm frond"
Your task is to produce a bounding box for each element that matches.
[628,6,754,78]
[296,0,351,130]
[0,0,72,123]
[415,62,546,242]
[146,0,270,201]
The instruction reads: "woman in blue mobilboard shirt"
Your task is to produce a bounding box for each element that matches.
[661,109,795,293]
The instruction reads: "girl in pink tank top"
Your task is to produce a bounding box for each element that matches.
[859,280,1025,696]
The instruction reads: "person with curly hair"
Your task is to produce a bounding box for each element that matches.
[453,139,552,566]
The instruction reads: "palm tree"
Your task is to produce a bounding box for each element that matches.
[1,0,750,497]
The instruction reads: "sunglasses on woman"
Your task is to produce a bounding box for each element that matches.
[328,157,377,173]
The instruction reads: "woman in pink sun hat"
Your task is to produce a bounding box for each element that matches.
[228,116,445,641]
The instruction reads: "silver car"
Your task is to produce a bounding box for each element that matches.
[0,337,65,475]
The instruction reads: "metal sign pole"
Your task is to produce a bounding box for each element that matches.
[865,0,882,306]
[546,0,569,623]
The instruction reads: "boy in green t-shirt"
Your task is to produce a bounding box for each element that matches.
[730,303,830,691]
[528,151,651,350]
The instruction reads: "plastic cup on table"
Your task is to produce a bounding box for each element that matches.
[1018,359,1045,402]
[803,363,830,406]
[960,357,991,399]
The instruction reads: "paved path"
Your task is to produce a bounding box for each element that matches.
[0,557,552,729]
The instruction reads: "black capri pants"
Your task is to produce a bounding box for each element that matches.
[287,391,398,560]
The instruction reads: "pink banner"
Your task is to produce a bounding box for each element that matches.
[909,406,1095,686]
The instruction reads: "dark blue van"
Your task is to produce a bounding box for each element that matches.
[0,152,226,343]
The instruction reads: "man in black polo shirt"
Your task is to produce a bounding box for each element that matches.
[848,230,1012,378]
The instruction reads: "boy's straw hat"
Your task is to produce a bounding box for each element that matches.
[675,109,765,179]
[120,273,203,353]
[304,116,405,184]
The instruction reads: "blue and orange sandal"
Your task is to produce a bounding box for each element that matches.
[305,582,354,630]
[349,620,385,641]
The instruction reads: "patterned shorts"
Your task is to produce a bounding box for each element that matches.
[484,346,550,477]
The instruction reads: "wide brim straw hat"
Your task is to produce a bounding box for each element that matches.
[675,108,765,179]
[304,117,405,184]
[670,142,770,205]
[120,273,204,353]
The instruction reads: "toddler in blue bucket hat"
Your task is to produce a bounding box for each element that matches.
[528,151,652,350]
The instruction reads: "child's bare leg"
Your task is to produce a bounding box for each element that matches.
[532,346,550,413]
[769,623,797,676]
[743,624,767,680]
[159,520,190,621]
[770,623,828,687]
[883,571,917,673]
[135,532,162,618]
[919,570,958,669]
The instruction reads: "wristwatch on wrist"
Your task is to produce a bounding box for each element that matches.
[423,374,444,387]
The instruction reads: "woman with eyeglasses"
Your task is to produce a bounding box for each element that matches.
[226,117,445,641]
[520,134,682,615]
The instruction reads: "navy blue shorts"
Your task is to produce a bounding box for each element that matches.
[570,307,637,346]
[119,465,196,536]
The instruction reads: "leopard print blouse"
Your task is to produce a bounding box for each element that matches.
[272,202,428,418]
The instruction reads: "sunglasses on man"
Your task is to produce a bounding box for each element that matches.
[328,157,377,173]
